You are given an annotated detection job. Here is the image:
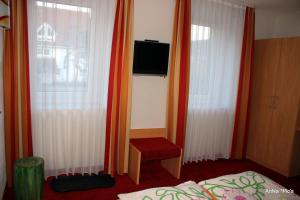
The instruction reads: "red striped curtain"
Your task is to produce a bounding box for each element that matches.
[3,0,33,187]
[167,0,191,148]
[104,0,133,176]
[231,7,255,159]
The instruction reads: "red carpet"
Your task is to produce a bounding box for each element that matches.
[4,159,300,199]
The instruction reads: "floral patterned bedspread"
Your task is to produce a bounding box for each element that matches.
[198,171,300,200]
[118,181,212,200]
[118,171,300,200]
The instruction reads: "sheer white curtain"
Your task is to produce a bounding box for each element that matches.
[28,0,116,177]
[184,0,245,162]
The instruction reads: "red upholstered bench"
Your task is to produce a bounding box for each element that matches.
[128,137,182,184]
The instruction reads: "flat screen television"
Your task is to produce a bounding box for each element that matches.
[133,40,170,75]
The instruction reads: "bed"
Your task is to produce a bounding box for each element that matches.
[118,171,300,200]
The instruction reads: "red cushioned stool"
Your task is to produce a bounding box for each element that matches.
[128,137,182,184]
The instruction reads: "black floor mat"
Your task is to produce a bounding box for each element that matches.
[50,173,115,192]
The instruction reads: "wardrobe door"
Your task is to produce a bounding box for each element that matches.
[246,39,282,164]
[268,37,300,176]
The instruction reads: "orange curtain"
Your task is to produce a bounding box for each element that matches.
[3,0,33,187]
[231,7,255,159]
[167,0,191,148]
[104,0,133,176]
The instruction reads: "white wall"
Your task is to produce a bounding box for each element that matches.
[255,9,300,39]
[0,29,6,200]
[131,0,175,129]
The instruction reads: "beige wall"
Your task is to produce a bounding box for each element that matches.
[131,0,175,129]
[255,9,300,39]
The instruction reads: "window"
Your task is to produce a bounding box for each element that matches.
[190,25,211,103]
[36,45,54,58]
[184,0,245,163]
[37,23,55,42]
[34,1,92,92]
[191,25,210,41]
[36,0,91,13]
[28,0,116,178]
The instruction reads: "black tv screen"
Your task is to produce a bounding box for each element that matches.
[133,40,170,75]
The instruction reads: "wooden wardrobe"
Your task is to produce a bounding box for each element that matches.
[247,37,300,177]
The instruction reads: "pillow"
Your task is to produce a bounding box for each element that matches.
[118,181,212,200]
